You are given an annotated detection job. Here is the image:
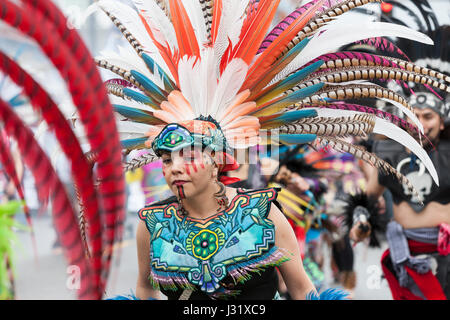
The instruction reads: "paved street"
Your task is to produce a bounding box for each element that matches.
[13,213,392,300]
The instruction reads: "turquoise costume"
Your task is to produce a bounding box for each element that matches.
[138,187,289,299]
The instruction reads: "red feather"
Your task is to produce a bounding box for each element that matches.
[3,0,126,299]
[168,0,200,58]
[227,0,280,66]
[242,0,324,90]
[211,0,222,44]
[139,13,180,86]
[0,98,96,299]
[0,50,103,286]
[21,0,126,290]
[0,128,31,226]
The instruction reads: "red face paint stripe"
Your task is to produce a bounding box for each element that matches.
[177,185,186,199]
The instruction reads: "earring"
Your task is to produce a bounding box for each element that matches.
[214,180,228,212]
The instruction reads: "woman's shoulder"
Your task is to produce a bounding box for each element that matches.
[137,196,177,220]
[233,186,281,196]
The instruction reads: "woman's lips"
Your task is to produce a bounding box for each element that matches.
[173,180,189,186]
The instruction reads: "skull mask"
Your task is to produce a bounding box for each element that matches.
[397,157,433,203]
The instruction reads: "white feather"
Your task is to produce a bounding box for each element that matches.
[200,48,218,117]
[132,0,177,51]
[177,48,220,117]
[98,47,149,79]
[273,21,434,84]
[209,58,248,118]
[97,0,155,52]
[373,118,438,186]
[181,0,208,46]
[308,108,438,185]
[379,98,424,134]
[213,0,250,69]
[116,119,153,140]
[97,0,174,79]
[302,83,424,134]
[178,55,201,116]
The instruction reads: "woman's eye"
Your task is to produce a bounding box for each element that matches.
[162,159,172,165]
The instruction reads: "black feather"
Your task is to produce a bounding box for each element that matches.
[342,192,386,248]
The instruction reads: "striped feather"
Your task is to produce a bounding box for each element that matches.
[13,0,126,299]
[277,0,383,57]
[298,65,450,94]
[254,59,324,105]
[199,0,214,38]
[276,114,376,137]
[317,136,421,203]
[0,98,96,299]
[295,83,423,133]
[310,108,437,185]
[274,21,433,85]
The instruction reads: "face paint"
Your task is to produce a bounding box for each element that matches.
[177,185,186,199]
[184,163,191,175]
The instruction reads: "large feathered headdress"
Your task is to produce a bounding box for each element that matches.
[92,0,447,198]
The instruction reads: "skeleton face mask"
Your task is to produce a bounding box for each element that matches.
[397,157,433,203]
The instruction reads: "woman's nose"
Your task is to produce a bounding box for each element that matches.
[170,156,185,174]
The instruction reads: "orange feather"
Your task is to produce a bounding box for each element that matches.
[223,116,260,130]
[221,102,258,126]
[228,0,281,66]
[219,89,251,120]
[242,0,325,90]
[139,14,180,86]
[167,90,195,119]
[211,0,222,44]
[168,0,200,59]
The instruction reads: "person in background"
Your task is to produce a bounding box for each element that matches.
[350,91,450,300]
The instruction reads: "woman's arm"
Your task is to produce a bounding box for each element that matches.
[136,220,161,300]
[268,205,316,300]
